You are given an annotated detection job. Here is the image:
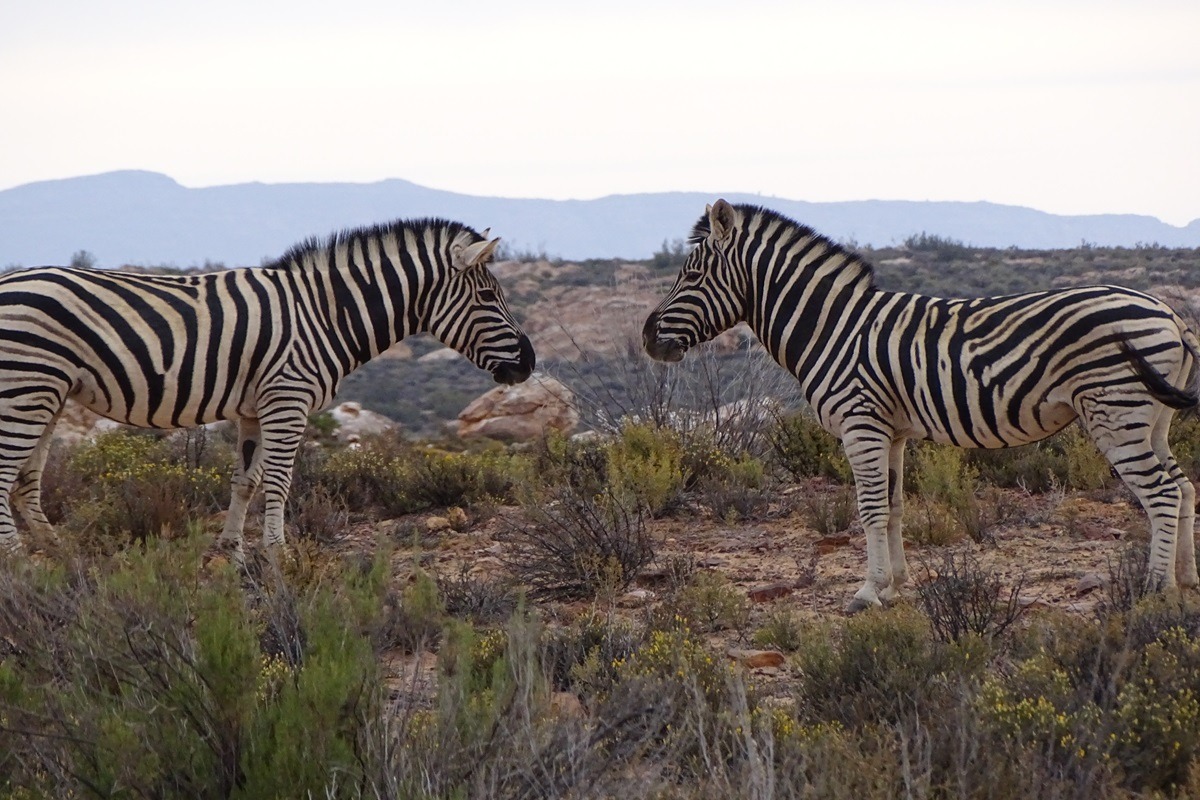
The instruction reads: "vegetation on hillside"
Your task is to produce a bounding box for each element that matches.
[1,242,1199,797]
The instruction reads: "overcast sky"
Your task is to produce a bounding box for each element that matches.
[3,0,1198,225]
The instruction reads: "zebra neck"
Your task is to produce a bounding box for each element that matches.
[294,240,418,372]
[750,253,877,386]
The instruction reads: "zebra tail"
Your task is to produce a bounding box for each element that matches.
[1118,338,1200,414]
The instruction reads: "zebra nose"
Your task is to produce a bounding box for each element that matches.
[493,334,535,385]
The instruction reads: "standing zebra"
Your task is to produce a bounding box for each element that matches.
[644,200,1199,611]
[0,218,535,562]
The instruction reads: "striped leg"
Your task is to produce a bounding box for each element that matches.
[880,438,909,602]
[12,409,64,539]
[1150,408,1198,587]
[1082,402,1182,590]
[256,404,309,559]
[844,427,894,612]
[220,417,264,566]
[0,395,58,551]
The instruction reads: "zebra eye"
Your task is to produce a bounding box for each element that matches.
[477,288,498,303]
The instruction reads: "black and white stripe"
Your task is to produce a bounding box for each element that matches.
[645,200,1199,610]
[0,218,535,558]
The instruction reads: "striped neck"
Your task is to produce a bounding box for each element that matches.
[742,221,877,379]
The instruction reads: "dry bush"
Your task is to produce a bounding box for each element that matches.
[499,485,654,601]
[915,548,1026,643]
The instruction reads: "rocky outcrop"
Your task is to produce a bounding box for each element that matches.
[328,401,397,443]
[456,373,579,442]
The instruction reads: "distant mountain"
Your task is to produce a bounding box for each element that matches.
[2,170,1198,268]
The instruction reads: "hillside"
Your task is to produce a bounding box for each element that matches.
[4,240,1200,796]
[3,171,1200,269]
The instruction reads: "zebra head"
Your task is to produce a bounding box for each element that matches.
[644,199,748,363]
[428,228,535,385]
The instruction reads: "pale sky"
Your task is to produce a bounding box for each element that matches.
[3,0,1198,225]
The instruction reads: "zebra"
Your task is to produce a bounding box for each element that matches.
[644,199,1199,611]
[0,218,535,562]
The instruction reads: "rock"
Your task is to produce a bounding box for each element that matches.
[51,400,123,446]
[457,373,579,442]
[425,516,452,533]
[727,648,787,669]
[419,347,466,363]
[1075,573,1106,596]
[616,589,655,608]
[815,533,852,554]
[328,401,396,442]
[550,691,586,718]
[446,507,469,531]
[748,583,795,603]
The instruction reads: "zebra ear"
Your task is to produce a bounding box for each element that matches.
[709,199,736,242]
[456,237,501,271]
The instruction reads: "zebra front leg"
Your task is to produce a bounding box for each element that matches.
[844,431,894,613]
[256,406,308,571]
[220,418,265,568]
[879,438,908,604]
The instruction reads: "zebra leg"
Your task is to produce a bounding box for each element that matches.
[879,438,908,603]
[1151,409,1198,587]
[0,399,57,552]
[220,418,265,566]
[255,405,309,566]
[843,430,894,612]
[1083,407,1181,591]
[12,410,64,539]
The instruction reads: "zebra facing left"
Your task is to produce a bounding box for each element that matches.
[644,200,1200,612]
[0,218,535,561]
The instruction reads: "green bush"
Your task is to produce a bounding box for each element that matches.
[55,431,229,546]
[0,535,388,798]
[769,411,852,482]
[606,421,689,516]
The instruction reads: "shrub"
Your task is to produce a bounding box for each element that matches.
[500,485,654,601]
[752,608,805,653]
[769,410,852,482]
[58,431,229,546]
[606,421,689,516]
[801,484,858,536]
[915,548,1025,643]
[651,569,750,635]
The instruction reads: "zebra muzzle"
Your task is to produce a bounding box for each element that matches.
[642,313,687,363]
[491,334,535,385]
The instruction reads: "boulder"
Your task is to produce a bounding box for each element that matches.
[52,401,124,446]
[456,373,579,442]
[328,401,396,443]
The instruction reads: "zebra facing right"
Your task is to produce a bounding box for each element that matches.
[644,200,1200,612]
[0,217,535,562]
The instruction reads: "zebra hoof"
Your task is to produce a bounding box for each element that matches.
[845,595,882,615]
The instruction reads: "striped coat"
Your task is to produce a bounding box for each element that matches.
[645,200,1198,610]
[0,218,534,560]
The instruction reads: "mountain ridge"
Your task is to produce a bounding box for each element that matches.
[2,170,1197,269]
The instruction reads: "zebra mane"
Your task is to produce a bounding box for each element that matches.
[689,203,876,287]
[271,218,483,268]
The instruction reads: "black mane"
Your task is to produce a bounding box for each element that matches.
[689,203,876,286]
[271,217,480,267]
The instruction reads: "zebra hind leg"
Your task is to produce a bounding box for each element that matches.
[1084,406,1182,591]
[12,419,62,541]
[1151,408,1198,587]
[0,401,57,553]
